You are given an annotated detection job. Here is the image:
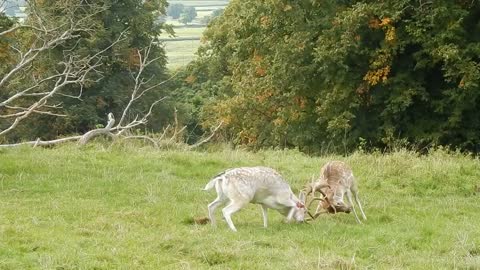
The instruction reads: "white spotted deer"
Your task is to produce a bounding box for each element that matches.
[204,166,307,232]
[304,161,367,223]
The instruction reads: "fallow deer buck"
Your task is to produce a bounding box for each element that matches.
[304,161,367,223]
[204,166,307,232]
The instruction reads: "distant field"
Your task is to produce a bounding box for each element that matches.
[1,145,480,269]
[161,1,226,69]
[196,10,212,18]
[168,0,229,6]
[164,39,202,69]
[169,26,206,38]
[161,25,205,69]
[195,6,225,11]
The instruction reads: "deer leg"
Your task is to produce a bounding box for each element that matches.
[346,190,362,224]
[208,196,227,227]
[261,204,268,228]
[208,184,227,227]
[222,201,245,232]
[352,188,367,220]
[286,206,296,221]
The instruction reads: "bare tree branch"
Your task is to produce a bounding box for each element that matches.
[0,26,127,136]
[0,1,104,88]
[115,40,178,129]
[78,113,115,145]
[113,97,167,137]
[0,104,66,118]
[0,136,82,148]
[188,121,223,149]
[0,1,124,136]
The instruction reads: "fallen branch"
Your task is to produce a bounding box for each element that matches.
[0,136,82,148]
[0,113,117,148]
[78,113,115,145]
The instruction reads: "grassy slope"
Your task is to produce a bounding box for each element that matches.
[0,145,479,269]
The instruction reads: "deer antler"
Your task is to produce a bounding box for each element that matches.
[305,183,332,220]
[303,174,332,221]
[307,196,325,209]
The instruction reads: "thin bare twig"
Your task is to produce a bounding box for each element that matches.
[189,121,223,149]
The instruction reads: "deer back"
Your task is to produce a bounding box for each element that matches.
[221,166,297,205]
[320,161,354,188]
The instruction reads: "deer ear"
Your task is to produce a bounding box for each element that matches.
[298,191,306,203]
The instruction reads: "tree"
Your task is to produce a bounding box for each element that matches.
[200,8,224,25]
[211,8,224,19]
[167,3,184,19]
[185,0,480,153]
[54,0,172,137]
[179,6,197,25]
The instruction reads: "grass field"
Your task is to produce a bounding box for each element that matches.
[164,39,202,69]
[161,25,206,69]
[169,27,206,37]
[161,1,222,69]
[1,145,480,269]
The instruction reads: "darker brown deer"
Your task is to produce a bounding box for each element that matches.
[304,161,367,223]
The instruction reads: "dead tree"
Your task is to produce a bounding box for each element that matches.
[0,41,169,147]
[0,1,117,136]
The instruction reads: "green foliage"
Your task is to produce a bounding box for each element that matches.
[313,0,480,152]
[201,8,224,25]
[211,8,224,18]
[183,0,480,153]
[167,3,184,19]
[1,146,479,268]
[165,66,214,143]
[179,6,197,25]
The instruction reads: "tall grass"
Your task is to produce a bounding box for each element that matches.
[0,145,479,269]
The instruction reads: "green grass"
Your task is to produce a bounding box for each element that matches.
[172,27,205,37]
[1,145,479,269]
[164,39,201,69]
[161,27,206,38]
[161,27,205,69]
